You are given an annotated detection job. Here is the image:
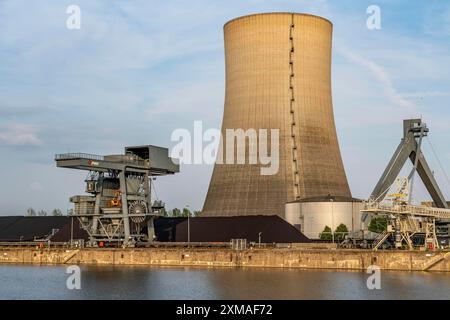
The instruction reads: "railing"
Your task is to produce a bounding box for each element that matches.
[55,153,104,161]
[372,231,390,251]
[137,242,309,249]
[136,242,230,248]
[230,238,247,250]
[123,159,147,167]
[363,201,450,219]
[55,153,148,167]
[0,241,84,248]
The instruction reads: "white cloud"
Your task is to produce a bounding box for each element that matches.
[399,91,450,98]
[337,45,417,113]
[0,123,43,146]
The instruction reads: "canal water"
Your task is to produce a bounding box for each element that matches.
[0,265,449,299]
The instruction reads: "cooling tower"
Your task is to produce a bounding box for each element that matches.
[202,13,351,217]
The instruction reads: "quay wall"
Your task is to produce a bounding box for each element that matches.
[0,247,449,272]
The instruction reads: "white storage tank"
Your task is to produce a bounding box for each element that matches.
[285,195,363,239]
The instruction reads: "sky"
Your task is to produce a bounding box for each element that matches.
[0,0,449,214]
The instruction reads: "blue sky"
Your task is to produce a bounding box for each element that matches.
[0,0,449,214]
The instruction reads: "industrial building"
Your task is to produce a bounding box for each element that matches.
[0,13,381,244]
[203,13,352,220]
[285,195,363,239]
[1,13,449,248]
[199,12,359,241]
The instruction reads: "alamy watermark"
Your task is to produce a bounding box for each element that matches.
[366,5,381,30]
[366,265,381,290]
[66,5,81,30]
[66,265,81,290]
[170,121,279,175]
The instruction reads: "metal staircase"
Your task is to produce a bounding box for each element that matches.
[421,252,450,271]
[372,230,390,251]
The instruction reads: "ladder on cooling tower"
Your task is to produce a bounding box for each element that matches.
[372,230,390,251]
[288,13,301,200]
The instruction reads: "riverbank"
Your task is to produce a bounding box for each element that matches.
[1,247,449,272]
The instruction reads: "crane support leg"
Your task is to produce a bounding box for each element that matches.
[370,119,448,209]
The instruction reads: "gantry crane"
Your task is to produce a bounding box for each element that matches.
[362,119,450,251]
[55,145,179,247]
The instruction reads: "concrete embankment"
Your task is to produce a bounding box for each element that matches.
[0,247,449,272]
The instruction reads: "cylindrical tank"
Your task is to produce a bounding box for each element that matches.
[285,196,363,239]
[203,13,351,216]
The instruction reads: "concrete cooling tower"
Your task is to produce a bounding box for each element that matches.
[202,13,351,217]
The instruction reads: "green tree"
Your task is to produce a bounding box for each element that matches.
[51,209,63,216]
[368,216,388,234]
[334,223,349,241]
[171,208,181,217]
[193,210,201,217]
[159,208,169,217]
[320,225,332,240]
[26,208,36,216]
[182,207,192,217]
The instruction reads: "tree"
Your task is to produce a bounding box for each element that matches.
[320,225,332,240]
[26,208,36,216]
[193,210,201,217]
[368,216,388,234]
[159,208,169,217]
[171,208,181,217]
[51,209,63,216]
[37,210,47,217]
[334,223,349,241]
[182,207,192,217]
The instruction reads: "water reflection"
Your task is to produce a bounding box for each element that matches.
[0,265,449,300]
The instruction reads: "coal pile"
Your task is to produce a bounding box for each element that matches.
[154,215,310,243]
[0,215,310,243]
[0,216,73,241]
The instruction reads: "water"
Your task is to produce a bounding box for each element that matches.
[0,264,449,300]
